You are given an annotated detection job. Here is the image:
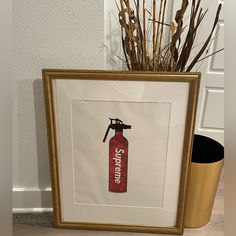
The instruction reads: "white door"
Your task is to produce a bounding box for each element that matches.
[105,0,224,144]
[189,0,224,145]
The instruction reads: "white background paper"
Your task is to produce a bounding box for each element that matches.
[72,100,171,208]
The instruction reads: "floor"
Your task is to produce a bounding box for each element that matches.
[13,174,223,236]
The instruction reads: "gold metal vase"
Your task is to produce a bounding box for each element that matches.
[184,135,224,228]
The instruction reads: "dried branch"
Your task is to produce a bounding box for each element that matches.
[143,0,147,69]
[152,0,156,70]
[116,0,223,72]
[186,3,222,71]
[158,0,167,67]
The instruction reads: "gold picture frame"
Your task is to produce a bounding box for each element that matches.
[43,69,200,235]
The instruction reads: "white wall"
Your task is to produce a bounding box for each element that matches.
[13,0,105,212]
[13,0,224,213]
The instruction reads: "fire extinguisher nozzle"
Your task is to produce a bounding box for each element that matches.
[125,125,131,129]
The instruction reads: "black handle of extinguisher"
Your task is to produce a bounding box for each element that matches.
[103,125,111,143]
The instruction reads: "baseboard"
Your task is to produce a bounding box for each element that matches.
[13,208,53,213]
[13,188,53,213]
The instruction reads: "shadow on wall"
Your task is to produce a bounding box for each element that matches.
[33,79,51,190]
[16,79,51,188]
[15,79,52,208]
[33,79,52,209]
[106,9,127,70]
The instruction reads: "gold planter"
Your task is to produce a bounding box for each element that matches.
[184,135,224,228]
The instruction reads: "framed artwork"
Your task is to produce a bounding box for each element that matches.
[43,69,200,234]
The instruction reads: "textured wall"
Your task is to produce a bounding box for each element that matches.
[13,0,105,192]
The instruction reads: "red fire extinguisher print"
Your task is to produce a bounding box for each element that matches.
[103,118,131,193]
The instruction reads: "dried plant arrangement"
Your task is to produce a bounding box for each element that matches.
[116,0,223,72]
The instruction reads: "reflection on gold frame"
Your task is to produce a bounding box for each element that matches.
[43,69,200,235]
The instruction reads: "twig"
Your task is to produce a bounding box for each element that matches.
[153,0,156,70]
[148,19,170,26]
[187,4,222,71]
[185,48,224,70]
[143,0,147,69]
[158,0,167,66]
[155,0,163,69]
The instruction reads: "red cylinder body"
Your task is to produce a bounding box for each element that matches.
[109,131,128,193]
